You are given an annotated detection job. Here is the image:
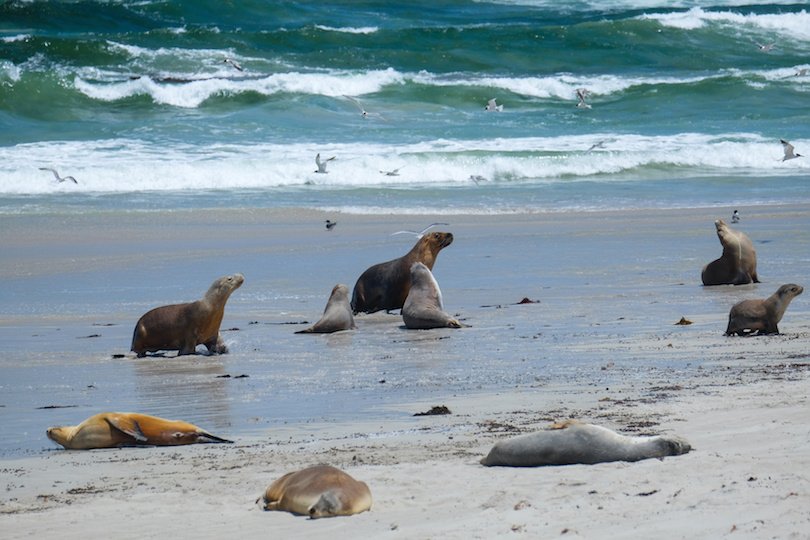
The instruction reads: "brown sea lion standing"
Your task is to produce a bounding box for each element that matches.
[260,464,372,518]
[351,232,453,314]
[295,284,356,334]
[131,273,244,357]
[725,283,803,336]
[402,262,461,329]
[46,412,232,449]
[480,420,691,467]
[701,219,759,286]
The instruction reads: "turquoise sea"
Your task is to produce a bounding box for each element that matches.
[1,0,809,214]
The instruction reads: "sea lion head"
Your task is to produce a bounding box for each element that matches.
[777,283,804,299]
[660,435,692,456]
[426,231,454,251]
[209,273,244,296]
[46,426,72,446]
[308,491,341,519]
[330,283,350,300]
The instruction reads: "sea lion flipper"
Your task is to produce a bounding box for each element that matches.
[106,414,148,442]
[196,432,234,444]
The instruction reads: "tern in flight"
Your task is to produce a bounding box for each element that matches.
[485,98,503,112]
[391,223,450,239]
[315,153,336,173]
[780,139,802,161]
[39,167,78,184]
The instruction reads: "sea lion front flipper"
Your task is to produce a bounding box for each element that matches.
[195,431,234,444]
[105,414,149,442]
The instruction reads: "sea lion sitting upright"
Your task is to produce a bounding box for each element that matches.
[725,283,803,336]
[480,420,691,467]
[701,219,759,286]
[131,273,244,357]
[46,412,232,450]
[260,464,372,518]
[402,262,461,329]
[351,231,453,314]
[296,284,356,334]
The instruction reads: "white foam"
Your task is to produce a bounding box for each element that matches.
[641,7,810,42]
[313,25,378,34]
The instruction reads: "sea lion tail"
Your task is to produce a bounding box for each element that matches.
[294,328,314,334]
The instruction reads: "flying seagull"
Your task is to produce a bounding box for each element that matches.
[325,219,337,231]
[780,139,802,161]
[576,88,591,109]
[344,95,385,119]
[39,167,77,184]
[485,98,503,112]
[315,153,336,173]
[755,42,775,52]
[380,166,403,177]
[586,140,607,152]
[391,223,449,238]
[223,57,243,71]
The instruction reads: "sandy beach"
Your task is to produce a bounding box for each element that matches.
[1,205,809,538]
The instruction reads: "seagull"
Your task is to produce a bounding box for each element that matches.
[391,223,449,238]
[315,153,336,173]
[755,42,775,52]
[576,88,591,109]
[795,68,808,77]
[586,140,606,152]
[325,219,337,231]
[39,167,78,184]
[780,139,802,161]
[469,175,486,184]
[731,210,740,223]
[380,167,403,177]
[485,98,503,112]
[223,57,243,71]
[344,95,384,119]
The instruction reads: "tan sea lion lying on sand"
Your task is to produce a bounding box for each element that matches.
[701,219,759,286]
[260,464,372,518]
[480,420,691,467]
[46,412,232,449]
[351,232,453,314]
[402,262,461,329]
[131,273,244,357]
[725,283,803,336]
[296,284,356,334]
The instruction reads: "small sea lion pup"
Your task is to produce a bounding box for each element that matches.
[260,464,372,518]
[701,219,759,286]
[296,284,356,334]
[351,231,453,314]
[46,412,233,450]
[480,420,691,467]
[725,283,803,336]
[402,262,461,329]
[131,273,244,357]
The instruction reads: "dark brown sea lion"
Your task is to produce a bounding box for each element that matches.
[701,219,759,286]
[295,284,356,334]
[402,262,461,329]
[351,232,453,314]
[260,465,372,518]
[480,420,691,467]
[725,283,803,336]
[46,412,232,449]
[131,273,244,357]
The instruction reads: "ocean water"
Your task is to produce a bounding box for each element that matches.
[1,0,809,213]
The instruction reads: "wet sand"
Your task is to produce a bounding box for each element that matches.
[1,204,809,537]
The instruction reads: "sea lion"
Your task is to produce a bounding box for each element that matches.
[46,412,232,450]
[295,284,356,334]
[701,219,759,286]
[260,465,372,519]
[131,273,244,357]
[351,232,453,314]
[480,420,691,467]
[402,262,461,329]
[725,283,803,336]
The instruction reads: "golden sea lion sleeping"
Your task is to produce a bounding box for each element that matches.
[260,464,372,518]
[46,412,233,449]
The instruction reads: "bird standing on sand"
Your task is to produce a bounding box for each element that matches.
[780,139,802,161]
[39,167,78,184]
[315,153,336,173]
[731,210,740,223]
[325,220,337,231]
[391,223,450,239]
[576,88,591,109]
[485,98,503,112]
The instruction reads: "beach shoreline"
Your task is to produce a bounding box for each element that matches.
[1,203,809,538]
